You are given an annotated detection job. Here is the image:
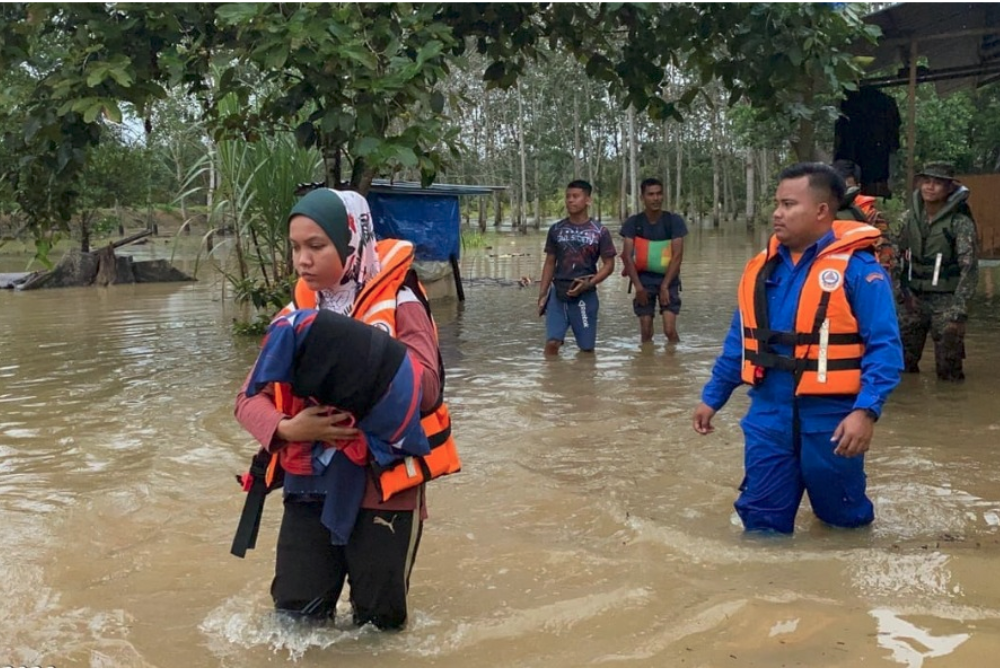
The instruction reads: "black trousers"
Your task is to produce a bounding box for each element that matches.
[271,495,423,629]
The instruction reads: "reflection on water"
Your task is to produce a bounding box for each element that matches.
[872,608,970,668]
[2,226,1000,667]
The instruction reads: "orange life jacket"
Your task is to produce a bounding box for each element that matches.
[275,238,460,501]
[853,194,877,219]
[632,236,672,274]
[737,220,881,395]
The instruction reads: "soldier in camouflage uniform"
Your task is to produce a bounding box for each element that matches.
[892,161,979,381]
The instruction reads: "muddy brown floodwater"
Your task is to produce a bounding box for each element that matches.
[2,223,1000,667]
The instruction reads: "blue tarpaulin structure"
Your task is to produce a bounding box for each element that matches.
[367,192,460,262]
[366,180,503,263]
[365,180,506,301]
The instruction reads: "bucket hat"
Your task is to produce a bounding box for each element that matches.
[916,161,957,181]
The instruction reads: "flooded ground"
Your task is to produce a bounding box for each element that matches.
[2,223,1000,668]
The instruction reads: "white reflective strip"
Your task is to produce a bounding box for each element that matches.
[932,253,942,286]
[817,319,830,383]
[402,485,422,584]
[740,309,747,372]
[362,299,398,321]
[404,456,417,478]
[396,286,421,305]
[843,225,878,237]
[383,241,412,266]
[827,253,852,261]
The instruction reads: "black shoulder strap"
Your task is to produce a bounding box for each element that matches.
[752,253,781,353]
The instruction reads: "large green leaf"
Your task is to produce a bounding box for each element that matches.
[355,137,381,157]
[392,146,418,168]
[216,4,260,25]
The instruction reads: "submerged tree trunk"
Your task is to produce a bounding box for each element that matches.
[628,105,638,214]
[533,156,540,230]
[675,131,683,216]
[573,90,582,178]
[663,120,672,211]
[517,86,528,233]
[711,98,721,228]
[759,149,771,205]
[723,153,734,221]
[173,138,188,223]
[619,117,628,223]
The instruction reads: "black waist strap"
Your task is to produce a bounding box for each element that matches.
[744,326,861,347]
[426,424,452,449]
[747,350,862,373]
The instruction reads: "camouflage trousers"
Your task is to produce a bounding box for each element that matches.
[897,291,966,381]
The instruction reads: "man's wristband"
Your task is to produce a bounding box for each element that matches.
[862,408,879,422]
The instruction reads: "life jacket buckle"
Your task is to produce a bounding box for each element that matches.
[753,365,766,386]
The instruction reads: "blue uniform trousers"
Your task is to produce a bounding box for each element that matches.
[736,418,874,534]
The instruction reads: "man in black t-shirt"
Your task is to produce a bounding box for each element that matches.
[537,180,617,355]
[620,178,688,343]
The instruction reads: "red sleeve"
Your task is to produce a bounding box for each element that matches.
[395,299,442,412]
[234,372,288,453]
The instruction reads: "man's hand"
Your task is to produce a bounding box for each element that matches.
[565,274,595,298]
[634,286,649,306]
[277,406,359,444]
[831,409,875,457]
[659,287,671,308]
[693,402,717,435]
[538,293,549,316]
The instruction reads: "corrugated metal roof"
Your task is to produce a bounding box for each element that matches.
[368,180,507,197]
[858,3,1000,94]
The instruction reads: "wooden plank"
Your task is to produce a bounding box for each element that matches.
[957,173,1000,259]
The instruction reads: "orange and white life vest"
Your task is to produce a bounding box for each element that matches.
[737,221,881,395]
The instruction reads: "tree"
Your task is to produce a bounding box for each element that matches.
[1,2,880,263]
[0,3,221,262]
[75,126,149,252]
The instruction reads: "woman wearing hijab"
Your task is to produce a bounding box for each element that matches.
[234,188,458,629]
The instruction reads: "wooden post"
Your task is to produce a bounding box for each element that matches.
[449,253,465,302]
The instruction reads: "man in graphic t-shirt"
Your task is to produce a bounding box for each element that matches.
[620,177,688,343]
[537,180,617,355]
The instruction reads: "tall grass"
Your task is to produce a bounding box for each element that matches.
[174,94,322,333]
[460,228,495,250]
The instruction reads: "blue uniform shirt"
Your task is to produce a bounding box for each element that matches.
[701,229,903,432]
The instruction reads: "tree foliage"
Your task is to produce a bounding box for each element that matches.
[1,2,879,261]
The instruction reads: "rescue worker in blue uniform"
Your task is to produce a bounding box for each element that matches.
[692,163,903,534]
